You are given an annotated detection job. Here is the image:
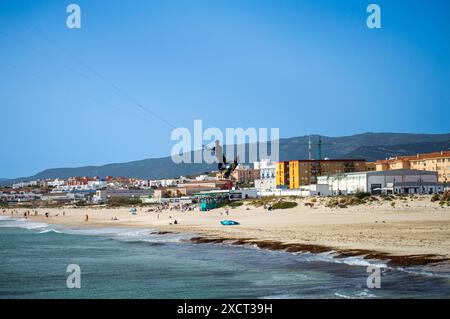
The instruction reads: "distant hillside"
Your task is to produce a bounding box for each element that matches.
[277,133,450,160]
[5,158,215,183]
[2,132,450,185]
[342,141,450,162]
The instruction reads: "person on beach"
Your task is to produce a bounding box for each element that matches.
[85,214,89,222]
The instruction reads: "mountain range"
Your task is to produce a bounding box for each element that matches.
[1,132,450,185]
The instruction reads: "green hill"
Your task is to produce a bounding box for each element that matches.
[2,132,449,185]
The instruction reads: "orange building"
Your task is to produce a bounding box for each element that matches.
[375,150,450,183]
[276,159,366,189]
[275,161,290,188]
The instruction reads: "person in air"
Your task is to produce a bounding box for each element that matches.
[204,140,227,171]
[203,140,240,178]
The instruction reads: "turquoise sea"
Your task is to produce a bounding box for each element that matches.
[0,216,449,299]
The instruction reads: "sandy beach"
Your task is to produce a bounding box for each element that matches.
[3,195,450,266]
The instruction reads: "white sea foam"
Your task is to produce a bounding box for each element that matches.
[43,225,195,244]
[396,267,450,279]
[0,217,49,230]
[260,293,301,299]
[295,250,389,269]
[38,229,62,234]
[334,290,377,299]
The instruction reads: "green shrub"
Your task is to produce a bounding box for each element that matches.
[343,197,366,205]
[442,192,450,202]
[354,192,371,200]
[250,196,275,207]
[227,201,243,208]
[272,201,297,210]
[431,194,440,202]
[326,198,339,208]
[107,197,142,207]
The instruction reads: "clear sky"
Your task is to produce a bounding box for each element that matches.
[0,0,449,178]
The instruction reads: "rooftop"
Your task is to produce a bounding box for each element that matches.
[376,150,450,163]
[276,159,366,163]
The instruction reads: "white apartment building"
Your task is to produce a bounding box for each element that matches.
[254,158,276,192]
[317,169,443,195]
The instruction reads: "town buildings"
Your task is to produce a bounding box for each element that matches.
[276,159,367,189]
[375,151,450,183]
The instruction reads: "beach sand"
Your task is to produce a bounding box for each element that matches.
[4,195,450,265]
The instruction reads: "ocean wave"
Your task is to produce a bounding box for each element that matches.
[37,229,62,234]
[396,267,450,279]
[260,293,301,299]
[0,217,192,244]
[293,250,389,269]
[334,290,377,299]
[42,225,195,245]
[0,217,49,230]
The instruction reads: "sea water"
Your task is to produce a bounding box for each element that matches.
[0,216,449,299]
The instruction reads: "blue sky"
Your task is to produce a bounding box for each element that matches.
[0,0,449,178]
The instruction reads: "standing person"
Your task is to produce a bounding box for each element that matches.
[225,208,229,216]
[85,214,89,222]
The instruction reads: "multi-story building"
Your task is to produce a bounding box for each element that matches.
[317,169,443,195]
[12,180,38,189]
[67,176,99,186]
[276,159,366,189]
[231,165,260,183]
[375,151,450,183]
[254,159,276,191]
[276,161,290,188]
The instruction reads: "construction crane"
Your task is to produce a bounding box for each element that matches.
[302,136,336,160]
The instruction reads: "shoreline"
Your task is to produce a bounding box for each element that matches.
[2,195,450,267]
[188,236,448,267]
[2,214,447,267]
